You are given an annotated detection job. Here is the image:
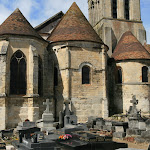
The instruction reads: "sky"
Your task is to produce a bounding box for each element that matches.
[0,0,149,43]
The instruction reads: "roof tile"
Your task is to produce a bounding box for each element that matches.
[112,31,150,60]
[48,2,103,43]
[0,8,41,39]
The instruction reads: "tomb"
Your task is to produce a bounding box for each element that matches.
[36,99,55,131]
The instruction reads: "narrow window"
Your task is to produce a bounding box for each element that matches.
[116,67,122,84]
[82,66,90,84]
[10,51,26,95]
[112,0,117,18]
[142,66,148,82]
[54,67,58,86]
[125,0,129,20]
[38,57,43,95]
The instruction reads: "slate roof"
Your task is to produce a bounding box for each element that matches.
[48,2,103,43]
[35,11,64,31]
[112,31,150,61]
[0,8,42,39]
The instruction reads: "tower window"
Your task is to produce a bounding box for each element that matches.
[112,0,117,18]
[82,66,90,84]
[10,50,26,95]
[91,1,94,9]
[125,0,129,20]
[54,67,58,86]
[142,66,148,82]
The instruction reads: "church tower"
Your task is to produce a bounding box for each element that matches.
[88,0,146,56]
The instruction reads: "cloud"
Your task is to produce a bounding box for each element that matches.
[0,0,149,43]
[0,4,12,24]
[42,0,88,19]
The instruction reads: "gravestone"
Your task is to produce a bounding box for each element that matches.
[145,119,150,131]
[127,95,141,120]
[0,129,14,139]
[113,126,126,138]
[94,118,105,130]
[126,95,145,136]
[59,100,77,128]
[16,120,36,131]
[36,99,55,131]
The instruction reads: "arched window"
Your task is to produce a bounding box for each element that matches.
[54,67,58,86]
[142,66,148,82]
[38,56,43,95]
[10,50,26,95]
[116,67,122,84]
[112,0,117,18]
[82,66,90,84]
[125,0,129,20]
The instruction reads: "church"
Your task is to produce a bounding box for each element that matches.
[0,0,149,130]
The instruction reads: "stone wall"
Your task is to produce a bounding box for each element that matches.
[94,19,146,57]
[111,60,150,115]
[88,0,146,56]
[0,37,50,129]
[50,41,108,122]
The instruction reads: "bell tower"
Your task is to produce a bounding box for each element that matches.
[88,0,146,57]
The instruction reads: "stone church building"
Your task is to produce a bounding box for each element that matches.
[0,0,149,129]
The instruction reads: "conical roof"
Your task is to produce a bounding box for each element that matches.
[112,31,150,61]
[0,8,41,39]
[48,2,103,43]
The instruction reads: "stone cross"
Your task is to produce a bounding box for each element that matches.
[130,95,138,108]
[64,100,71,116]
[43,99,52,113]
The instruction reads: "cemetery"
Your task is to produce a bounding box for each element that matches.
[0,96,149,150]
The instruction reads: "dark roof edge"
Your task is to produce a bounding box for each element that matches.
[0,34,49,44]
[49,39,104,44]
[35,11,64,31]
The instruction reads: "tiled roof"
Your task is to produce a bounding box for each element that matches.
[0,8,42,39]
[48,2,103,43]
[35,11,64,31]
[112,31,150,60]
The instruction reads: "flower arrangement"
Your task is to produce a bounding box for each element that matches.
[59,134,72,140]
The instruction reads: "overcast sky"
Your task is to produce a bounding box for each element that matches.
[0,0,149,43]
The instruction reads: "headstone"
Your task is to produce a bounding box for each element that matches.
[115,126,124,132]
[0,129,14,138]
[126,95,145,136]
[16,120,36,131]
[59,100,77,128]
[145,119,150,131]
[64,115,77,127]
[127,95,141,120]
[113,126,126,138]
[36,99,55,131]
[94,118,105,129]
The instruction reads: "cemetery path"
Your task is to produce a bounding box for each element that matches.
[113,138,149,150]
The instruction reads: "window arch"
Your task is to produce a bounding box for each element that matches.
[142,66,148,82]
[82,66,90,84]
[10,50,26,95]
[54,67,58,86]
